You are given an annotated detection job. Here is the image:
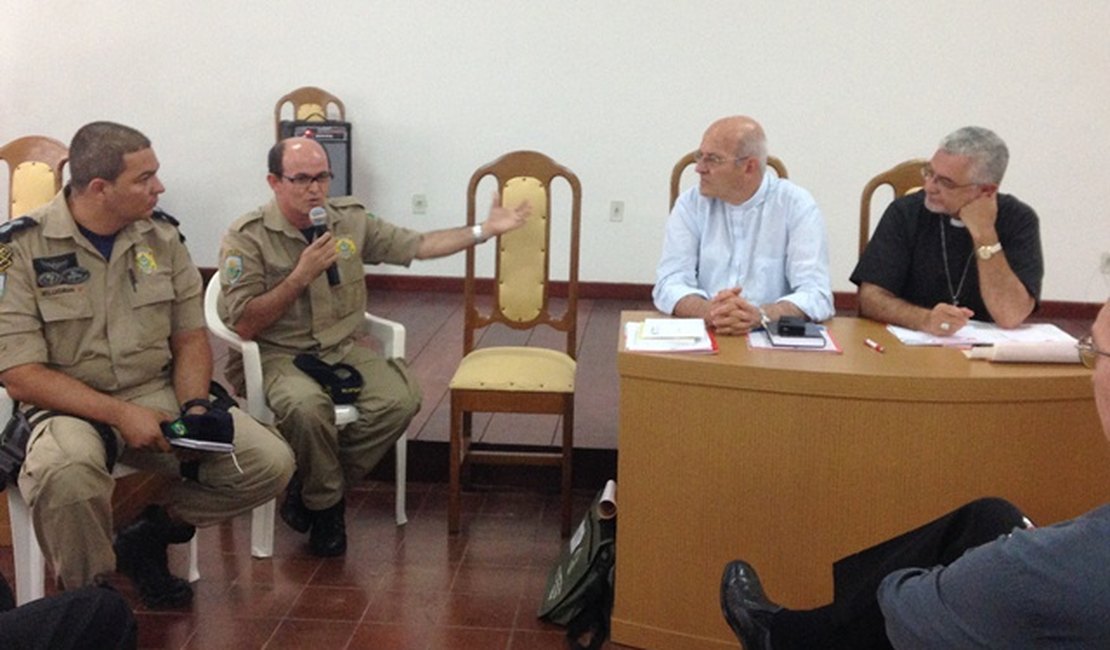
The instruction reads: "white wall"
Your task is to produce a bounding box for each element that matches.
[3,1,1109,302]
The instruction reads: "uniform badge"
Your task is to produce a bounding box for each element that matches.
[33,253,77,288]
[224,254,244,285]
[135,247,158,275]
[0,243,12,273]
[335,237,358,260]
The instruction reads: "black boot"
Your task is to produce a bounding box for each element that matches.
[309,498,347,557]
[280,472,314,533]
[114,505,194,609]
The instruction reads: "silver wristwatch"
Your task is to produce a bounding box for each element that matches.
[471,224,488,244]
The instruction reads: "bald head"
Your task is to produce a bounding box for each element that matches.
[268,137,329,177]
[266,137,332,225]
[705,116,768,171]
[696,115,769,204]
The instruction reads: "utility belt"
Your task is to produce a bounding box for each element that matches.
[0,405,118,491]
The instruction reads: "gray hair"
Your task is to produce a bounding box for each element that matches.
[735,127,769,174]
[939,126,1009,185]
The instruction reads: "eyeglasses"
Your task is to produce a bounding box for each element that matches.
[694,151,750,167]
[281,171,333,187]
[920,164,979,191]
[1077,335,1110,369]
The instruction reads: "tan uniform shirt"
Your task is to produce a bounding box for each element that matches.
[219,197,421,360]
[0,190,205,399]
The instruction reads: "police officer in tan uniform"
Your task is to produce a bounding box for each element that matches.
[0,122,295,608]
[218,137,529,556]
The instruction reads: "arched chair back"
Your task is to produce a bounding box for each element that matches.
[859,159,927,254]
[0,136,68,219]
[273,86,346,140]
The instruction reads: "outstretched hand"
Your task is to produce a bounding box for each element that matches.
[482,192,531,238]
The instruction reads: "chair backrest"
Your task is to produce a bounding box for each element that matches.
[669,151,787,210]
[859,158,927,254]
[463,151,582,357]
[273,86,346,140]
[0,136,68,219]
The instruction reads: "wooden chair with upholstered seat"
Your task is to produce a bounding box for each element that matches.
[858,158,927,254]
[0,135,68,220]
[273,86,346,140]
[449,150,582,537]
[669,150,787,210]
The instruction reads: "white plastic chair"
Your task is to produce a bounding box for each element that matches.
[2,387,201,605]
[203,272,408,542]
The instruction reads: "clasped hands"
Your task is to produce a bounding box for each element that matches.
[706,287,764,336]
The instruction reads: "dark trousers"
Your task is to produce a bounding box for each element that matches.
[0,572,137,650]
[770,497,1026,650]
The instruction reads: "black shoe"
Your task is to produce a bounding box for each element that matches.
[280,473,315,534]
[720,560,781,650]
[114,505,194,609]
[309,498,347,557]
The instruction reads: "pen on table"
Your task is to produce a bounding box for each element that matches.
[864,338,885,353]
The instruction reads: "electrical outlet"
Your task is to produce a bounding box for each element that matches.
[412,194,428,215]
[1101,252,1110,275]
[609,200,625,222]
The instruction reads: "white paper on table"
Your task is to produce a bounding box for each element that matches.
[639,318,707,340]
[624,321,716,353]
[964,341,1081,363]
[888,321,1076,347]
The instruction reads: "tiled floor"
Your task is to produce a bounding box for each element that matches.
[2,480,634,650]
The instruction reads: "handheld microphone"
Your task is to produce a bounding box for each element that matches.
[308,206,340,286]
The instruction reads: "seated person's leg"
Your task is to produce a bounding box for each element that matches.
[260,355,343,555]
[19,413,115,590]
[722,498,1028,650]
[119,385,293,604]
[262,355,343,512]
[339,346,421,484]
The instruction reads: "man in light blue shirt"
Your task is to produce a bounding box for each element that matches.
[653,116,833,335]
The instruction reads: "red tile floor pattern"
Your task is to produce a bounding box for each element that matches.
[1,480,640,650]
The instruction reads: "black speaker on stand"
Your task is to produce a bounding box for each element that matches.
[278,120,353,197]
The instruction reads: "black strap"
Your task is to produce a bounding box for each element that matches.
[24,407,118,473]
[180,398,212,414]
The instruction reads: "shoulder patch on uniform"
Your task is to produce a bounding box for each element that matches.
[366,211,378,220]
[0,243,13,273]
[152,209,186,242]
[223,250,244,285]
[0,216,39,243]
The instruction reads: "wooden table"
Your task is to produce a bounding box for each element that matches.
[612,313,1107,650]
